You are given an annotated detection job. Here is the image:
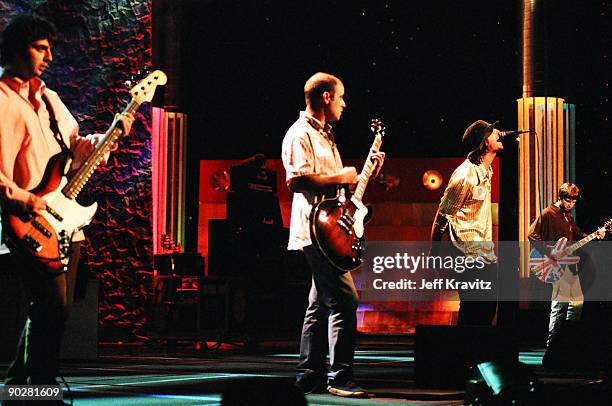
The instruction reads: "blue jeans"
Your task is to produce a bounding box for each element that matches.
[296,245,359,386]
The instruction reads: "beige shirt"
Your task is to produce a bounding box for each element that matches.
[438,159,496,263]
[281,112,343,250]
[0,69,100,246]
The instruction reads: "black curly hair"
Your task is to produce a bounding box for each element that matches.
[0,13,57,67]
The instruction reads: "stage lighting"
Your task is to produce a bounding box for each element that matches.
[464,361,542,405]
[422,170,443,190]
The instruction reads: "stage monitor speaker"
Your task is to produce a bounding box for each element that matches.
[543,321,607,370]
[415,325,518,389]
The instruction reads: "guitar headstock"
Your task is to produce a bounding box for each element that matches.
[129,70,167,104]
[604,219,612,233]
[370,118,385,138]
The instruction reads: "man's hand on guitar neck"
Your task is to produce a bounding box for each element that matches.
[116,112,135,136]
[369,149,386,178]
[76,112,136,167]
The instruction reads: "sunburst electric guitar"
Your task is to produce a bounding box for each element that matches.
[4,70,167,274]
[310,119,384,272]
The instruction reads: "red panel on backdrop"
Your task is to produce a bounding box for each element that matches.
[199,157,499,203]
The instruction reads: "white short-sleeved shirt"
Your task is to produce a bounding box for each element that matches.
[281,112,343,250]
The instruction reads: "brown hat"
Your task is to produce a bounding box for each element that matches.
[462,120,499,156]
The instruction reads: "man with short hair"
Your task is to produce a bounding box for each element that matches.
[0,13,134,390]
[528,183,605,354]
[282,72,384,397]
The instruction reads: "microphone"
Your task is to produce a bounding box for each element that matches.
[498,129,534,140]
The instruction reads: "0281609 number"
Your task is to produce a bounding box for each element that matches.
[0,385,62,400]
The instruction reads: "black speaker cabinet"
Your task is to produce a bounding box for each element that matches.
[415,325,519,389]
[207,219,287,277]
[199,276,309,340]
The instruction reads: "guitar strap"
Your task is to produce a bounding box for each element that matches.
[305,132,338,203]
[41,93,73,157]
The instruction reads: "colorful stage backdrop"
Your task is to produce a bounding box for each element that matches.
[199,157,499,333]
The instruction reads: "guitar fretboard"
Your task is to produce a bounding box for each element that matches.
[565,227,603,255]
[62,99,139,199]
[354,135,383,202]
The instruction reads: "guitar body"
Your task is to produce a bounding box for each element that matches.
[310,192,368,272]
[4,152,97,274]
[528,248,566,284]
[309,118,385,272]
[529,237,580,283]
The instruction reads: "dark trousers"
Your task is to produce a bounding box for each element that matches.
[456,261,498,326]
[3,243,80,385]
[296,245,359,386]
[445,243,498,326]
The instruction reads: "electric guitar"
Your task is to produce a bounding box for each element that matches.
[4,70,167,274]
[310,119,384,272]
[529,219,611,283]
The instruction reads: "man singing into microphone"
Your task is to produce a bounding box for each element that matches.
[430,120,503,325]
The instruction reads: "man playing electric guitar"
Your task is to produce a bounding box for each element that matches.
[528,183,606,363]
[282,72,384,398]
[0,14,134,389]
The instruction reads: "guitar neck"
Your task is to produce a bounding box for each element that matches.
[353,135,382,201]
[565,228,601,255]
[62,99,139,199]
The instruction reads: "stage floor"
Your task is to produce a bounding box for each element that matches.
[1,337,609,405]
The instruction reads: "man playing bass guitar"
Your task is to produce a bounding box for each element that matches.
[281,72,384,398]
[0,13,134,390]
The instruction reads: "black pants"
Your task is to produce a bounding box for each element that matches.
[447,244,498,326]
[3,243,80,385]
[456,261,498,326]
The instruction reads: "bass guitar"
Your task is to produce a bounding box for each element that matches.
[529,218,611,283]
[310,119,384,272]
[4,70,167,274]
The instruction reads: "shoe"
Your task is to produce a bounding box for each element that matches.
[327,381,368,398]
[295,373,326,394]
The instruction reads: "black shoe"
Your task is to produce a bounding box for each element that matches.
[295,373,326,394]
[327,381,368,398]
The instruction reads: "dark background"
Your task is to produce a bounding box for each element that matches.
[159,0,611,231]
